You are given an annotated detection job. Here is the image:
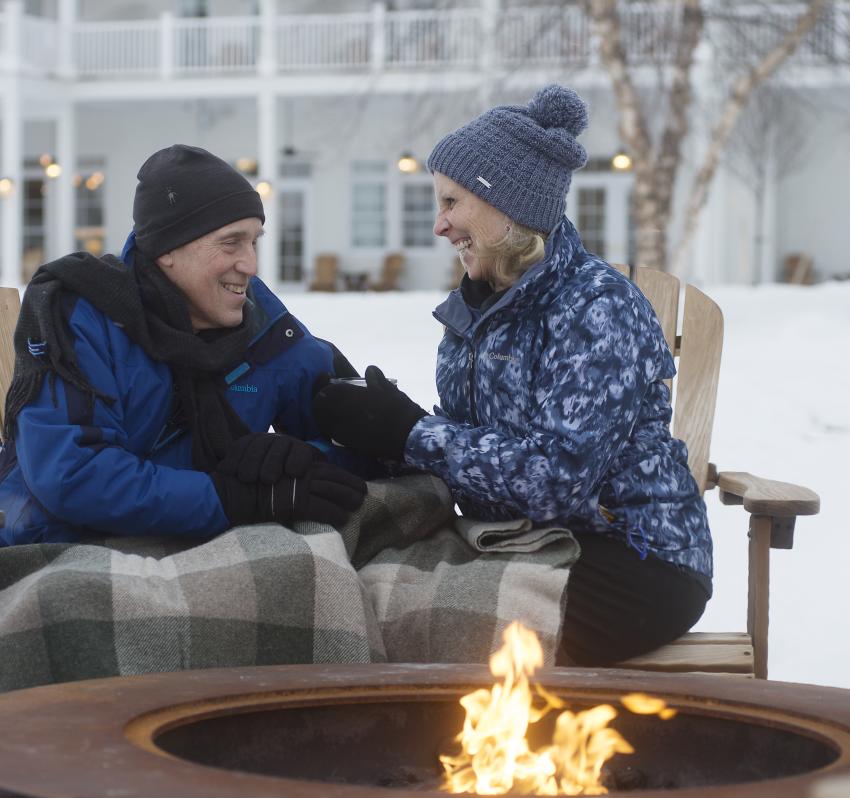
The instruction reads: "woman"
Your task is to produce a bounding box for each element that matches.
[312,85,712,666]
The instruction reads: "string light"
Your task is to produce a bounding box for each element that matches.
[255,180,272,198]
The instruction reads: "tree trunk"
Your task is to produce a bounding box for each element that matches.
[584,0,703,271]
[670,0,829,277]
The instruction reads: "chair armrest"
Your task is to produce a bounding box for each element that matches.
[716,471,820,517]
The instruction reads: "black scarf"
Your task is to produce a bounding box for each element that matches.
[3,250,254,472]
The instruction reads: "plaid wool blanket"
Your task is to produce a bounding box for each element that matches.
[0,475,579,692]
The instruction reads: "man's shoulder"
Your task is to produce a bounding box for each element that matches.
[248,277,287,315]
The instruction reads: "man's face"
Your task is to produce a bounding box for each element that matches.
[157,218,264,330]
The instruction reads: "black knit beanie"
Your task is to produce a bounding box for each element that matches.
[133,144,265,258]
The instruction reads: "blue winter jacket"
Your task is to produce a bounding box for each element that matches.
[404,218,713,588]
[0,276,357,546]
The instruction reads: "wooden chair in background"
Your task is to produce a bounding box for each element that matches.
[309,254,339,292]
[370,252,405,291]
[610,264,819,678]
[783,253,815,285]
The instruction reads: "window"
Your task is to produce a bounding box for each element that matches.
[23,177,46,282]
[351,161,387,248]
[75,163,106,256]
[402,183,436,247]
[577,187,606,258]
[278,190,305,282]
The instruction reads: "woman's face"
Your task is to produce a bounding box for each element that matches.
[432,172,509,285]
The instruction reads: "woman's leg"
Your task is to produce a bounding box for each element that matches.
[557,532,709,666]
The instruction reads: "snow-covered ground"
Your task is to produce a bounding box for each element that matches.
[288,280,850,689]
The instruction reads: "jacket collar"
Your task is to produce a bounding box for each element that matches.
[433,216,583,338]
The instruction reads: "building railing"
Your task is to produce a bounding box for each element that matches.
[2,1,848,80]
[276,12,371,71]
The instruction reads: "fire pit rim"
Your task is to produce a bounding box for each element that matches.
[124,682,850,772]
[0,664,849,798]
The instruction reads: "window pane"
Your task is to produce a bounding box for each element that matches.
[278,190,304,282]
[352,179,386,248]
[402,184,436,248]
[577,187,606,258]
[75,167,106,256]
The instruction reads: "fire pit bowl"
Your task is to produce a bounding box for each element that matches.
[0,665,848,797]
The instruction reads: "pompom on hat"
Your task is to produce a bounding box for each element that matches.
[133,144,265,258]
[426,85,588,235]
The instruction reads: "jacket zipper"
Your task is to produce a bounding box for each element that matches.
[467,347,478,425]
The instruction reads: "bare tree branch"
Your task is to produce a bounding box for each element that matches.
[670,0,830,276]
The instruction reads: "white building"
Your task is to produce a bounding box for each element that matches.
[2,0,849,291]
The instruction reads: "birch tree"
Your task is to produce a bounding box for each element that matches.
[582,0,831,275]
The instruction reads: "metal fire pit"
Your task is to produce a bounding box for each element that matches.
[0,665,848,797]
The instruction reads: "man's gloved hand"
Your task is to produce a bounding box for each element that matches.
[217,432,321,484]
[211,461,367,529]
[282,462,367,528]
[312,365,428,462]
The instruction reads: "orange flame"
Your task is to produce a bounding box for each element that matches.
[440,622,675,795]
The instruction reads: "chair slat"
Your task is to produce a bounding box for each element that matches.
[0,288,21,438]
[617,632,754,674]
[673,284,724,493]
[633,268,679,356]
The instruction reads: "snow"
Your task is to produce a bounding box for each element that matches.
[287,280,850,689]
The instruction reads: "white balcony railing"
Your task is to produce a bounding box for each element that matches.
[385,8,479,68]
[73,19,160,77]
[2,2,848,81]
[174,16,261,74]
[276,13,371,71]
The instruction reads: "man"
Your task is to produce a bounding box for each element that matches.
[0,144,366,546]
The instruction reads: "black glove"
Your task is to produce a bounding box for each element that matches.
[217,432,321,484]
[211,461,367,529]
[283,462,367,528]
[311,365,428,462]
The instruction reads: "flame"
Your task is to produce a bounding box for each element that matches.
[440,623,676,795]
[621,693,678,721]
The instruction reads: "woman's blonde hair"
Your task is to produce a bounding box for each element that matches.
[477,222,547,290]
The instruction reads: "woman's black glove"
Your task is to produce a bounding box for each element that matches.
[211,461,367,528]
[216,432,321,484]
[312,365,428,462]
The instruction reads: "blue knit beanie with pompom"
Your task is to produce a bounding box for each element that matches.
[426,85,588,235]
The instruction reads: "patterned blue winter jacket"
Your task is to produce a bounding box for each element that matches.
[0,277,359,546]
[405,217,713,588]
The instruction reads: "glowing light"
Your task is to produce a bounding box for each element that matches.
[85,171,104,191]
[39,153,53,168]
[255,180,272,198]
[397,153,419,173]
[612,152,633,171]
[45,163,62,179]
[236,157,257,173]
[0,178,13,196]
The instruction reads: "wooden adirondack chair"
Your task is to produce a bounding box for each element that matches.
[309,254,339,292]
[608,264,819,679]
[0,274,820,678]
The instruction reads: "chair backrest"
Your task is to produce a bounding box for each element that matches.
[0,287,22,440]
[372,253,404,291]
[613,265,723,493]
[310,254,339,292]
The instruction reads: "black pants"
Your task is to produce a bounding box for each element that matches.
[557,532,709,667]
